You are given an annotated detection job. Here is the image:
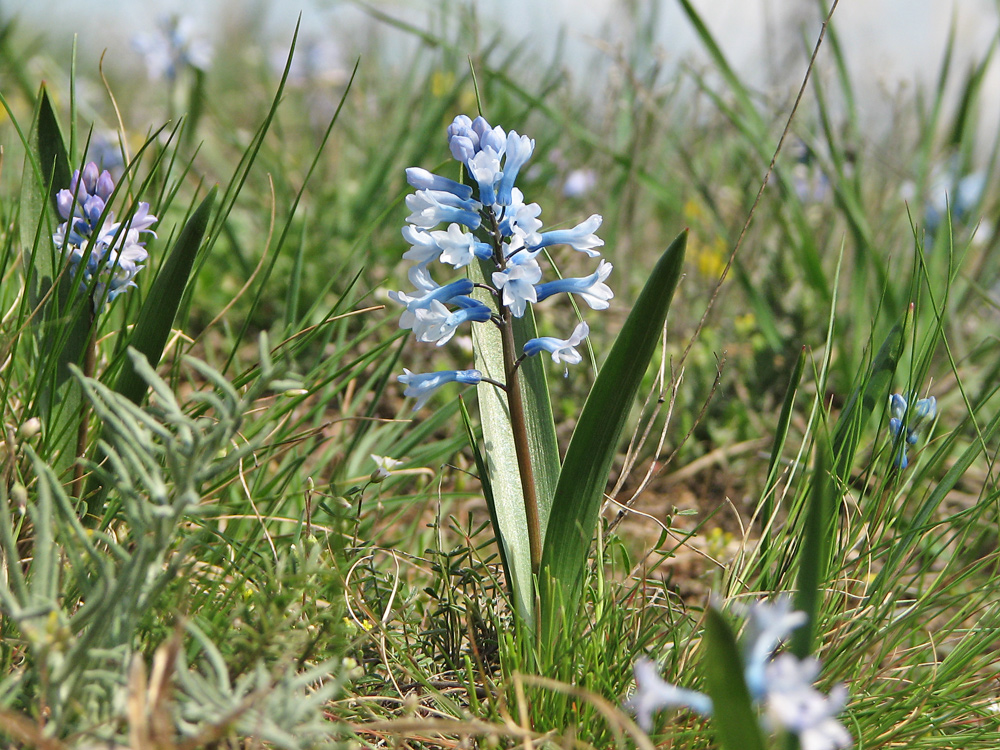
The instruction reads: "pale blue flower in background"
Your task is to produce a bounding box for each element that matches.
[625,599,850,748]
[887,392,936,469]
[133,14,212,82]
[623,657,714,731]
[764,654,851,750]
[562,168,597,198]
[534,259,614,309]
[925,165,987,238]
[398,368,482,410]
[742,597,808,700]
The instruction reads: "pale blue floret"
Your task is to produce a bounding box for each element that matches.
[496,131,535,206]
[402,224,492,268]
[405,189,482,229]
[398,368,482,410]
[492,258,542,317]
[623,658,714,731]
[389,277,474,314]
[468,149,503,207]
[433,224,493,267]
[476,119,507,154]
[523,322,589,371]
[405,167,474,201]
[626,599,850,748]
[499,191,543,250]
[132,14,213,82]
[742,598,808,701]
[413,299,493,346]
[401,225,446,266]
[534,259,614,310]
[530,214,605,257]
[763,655,851,750]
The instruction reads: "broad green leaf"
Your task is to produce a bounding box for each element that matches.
[469,258,560,625]
[113,187,217,406]
[458,396,511,593]
[703,607,767,750]
[19,86,92,477]
[540,231,686,630]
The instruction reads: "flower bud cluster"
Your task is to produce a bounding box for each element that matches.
[887,393,936,470]
[53,162,158,309]
[392,114,613,409]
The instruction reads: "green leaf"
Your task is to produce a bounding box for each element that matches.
[469,259,560,625]
[830,307,909,482]
[703,607,767,750]
[83,188,216,519]
[791,433,834,659]
[113,187,217,406]
[458,395,512,594]
[540,231,686,631]
[759,345,807,560]
[19,85,92,477]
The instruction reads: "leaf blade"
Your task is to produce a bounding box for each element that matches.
[540,230,687,628]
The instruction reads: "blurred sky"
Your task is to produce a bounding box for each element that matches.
[4,0,1000,148]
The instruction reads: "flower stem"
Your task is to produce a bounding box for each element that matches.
[484,206,543,579]
[500,304,542,578]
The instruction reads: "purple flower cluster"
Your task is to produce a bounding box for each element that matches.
[53,162,157,308]
[392,115,613,409]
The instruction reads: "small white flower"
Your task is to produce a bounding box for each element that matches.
[370,455,404,483]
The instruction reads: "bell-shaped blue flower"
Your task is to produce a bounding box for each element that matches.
[405,167,473,200]
[534,259,614,310]
[398,368,482,410]
[405,189,482,230]
[530,214,604,257]
[495,131,534,206]
[412,299,493,346]
[492,256,542,317]
[523,322,589,372]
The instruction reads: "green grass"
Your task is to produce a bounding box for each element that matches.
[0,2,999,748]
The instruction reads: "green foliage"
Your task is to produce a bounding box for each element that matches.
[540,231,686,635]
[1,2,1000,749]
